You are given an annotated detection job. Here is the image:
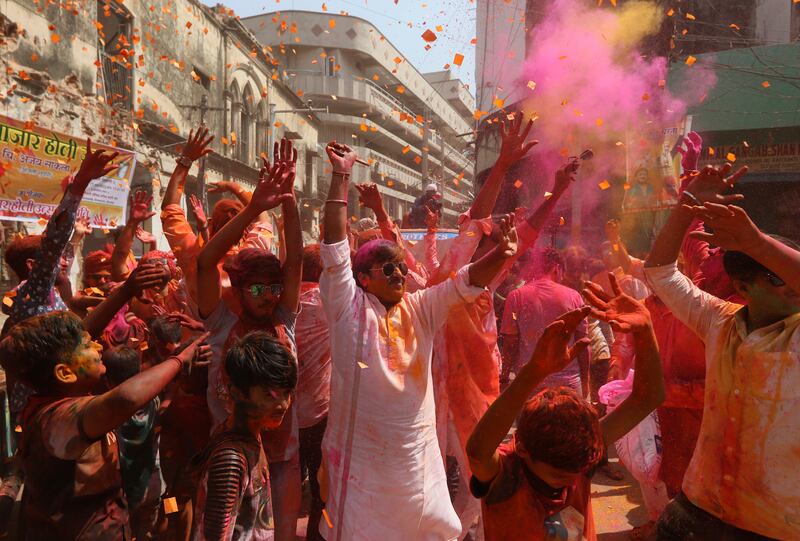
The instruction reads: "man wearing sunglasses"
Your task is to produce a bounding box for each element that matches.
[644,162,800,541]
[196,138,304,541]
[319,141,520,541]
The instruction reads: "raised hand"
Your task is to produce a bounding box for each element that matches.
[273,137,298,178]
[683,163,748,205]
[166,311,207,333]
[129,190,156,224]
[135,226,156,245]
[181,125,214,162]
[497,113,538,166]
[425,207,439,230]
[583,273,652,333]
[124,263,170,297]
[250,163,294,212]
[496,213,519,258]
[207,180,237,194]
[325,141,356,175]
[528,307,591,378]
[677,131,703,172]
[71,138,120,194]
[188,194,207,226]
[605,219,621,243]
[355,183,383,212]
[554,162,577,194]
[684,203,762,253]
[74,216,92,238]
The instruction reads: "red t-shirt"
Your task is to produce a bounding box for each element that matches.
[471,442,596,541]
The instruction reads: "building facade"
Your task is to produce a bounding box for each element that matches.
[0,0,321,271]
[243,10,476,223]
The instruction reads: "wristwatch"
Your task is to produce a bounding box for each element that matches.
[177,156,193,169]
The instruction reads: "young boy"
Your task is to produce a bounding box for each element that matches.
[103,346,165,541]
[319,141,519,540]
[190,331,297,540]
[0,311,208,541]
[196,138,302,540]
[467,274,665,540]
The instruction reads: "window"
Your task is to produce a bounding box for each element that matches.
[97,0,133,110]
[192,66,211,90]
[325,56,336,77]
[240,85,255,165]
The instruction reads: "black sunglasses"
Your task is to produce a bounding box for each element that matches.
[763,272,786,288]
[247,283,284,297]
[371,262,409,277]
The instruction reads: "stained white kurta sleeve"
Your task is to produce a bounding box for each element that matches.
[410,265,485,335]
[319,239,358,323]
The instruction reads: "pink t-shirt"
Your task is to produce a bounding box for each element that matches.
[295,283,331,429]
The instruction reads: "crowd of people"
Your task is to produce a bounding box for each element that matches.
[0,115,796,541]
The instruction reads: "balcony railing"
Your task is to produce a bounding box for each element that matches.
[100,53,133,111]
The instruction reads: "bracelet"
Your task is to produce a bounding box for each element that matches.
[326,199,348,205]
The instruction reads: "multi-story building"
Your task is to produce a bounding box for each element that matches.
[0,0,321,265]
[243,11,476,223]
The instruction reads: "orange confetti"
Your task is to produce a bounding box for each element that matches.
[726,153,736,162]
[685,13,696,20]
[329,19,336,28]
[359,123,368,132]
[51,33,61,43]
[513,179,522,188]
[396,85,405,94]
[527,80,536,90]
[595,118,604,127]
[761,81,770,88]
[453,53,464,66]
[2,296,13,308]
[414,156,422,164]
[642,92,650,101]
[494,98,505,109]
[729,23,740,30]
[708,148,715,156]
[421,29,437,42]
[666,8,675,16]
[598,180,611,190]
[402,146,411,154]
[393,56,402,64]
[685,56,697,66]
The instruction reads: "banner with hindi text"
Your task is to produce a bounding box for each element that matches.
[0,114,135,227]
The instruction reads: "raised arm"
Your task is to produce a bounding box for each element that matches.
[14,141,118,321]
[645,163,747,268]
[161,126,213,210]
[274,139,302,314]
[323,142,357,244]
[583,274,665,446]
[685,203,800,294]
[208,180,252,206]
[83,263,170,339]
[196,153,293,318]
[188,194,209,244]
[467,307,591,482]
[80,332,209,440]
[470,114,538,219]
[112,190,156,281]
[468,214,519,288]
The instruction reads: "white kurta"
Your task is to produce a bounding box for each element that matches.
[319,239,484,541]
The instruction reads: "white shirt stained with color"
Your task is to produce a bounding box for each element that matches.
[318,239,484,541]
[644,263,800,539]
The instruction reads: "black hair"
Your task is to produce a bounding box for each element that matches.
[723,234,800,284]
[148,316,182,347]
[537,247,563,276]
[352,239,404,282]
[103,346,142,385]
[0,311,84,392]
[302,244,323,283]
[224,331,297,395]
[5,234,42,280]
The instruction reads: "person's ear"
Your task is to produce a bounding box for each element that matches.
[732,278,750,299]
[25,258,35,272]
[54,363,78,384]
[356,272,370,289]
[513,433,529,458]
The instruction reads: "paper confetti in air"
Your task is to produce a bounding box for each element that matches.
[726,153,736,162]
[357,362,368,369]
[598,180,611,190]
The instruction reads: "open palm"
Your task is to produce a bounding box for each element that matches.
[583,274,651,333]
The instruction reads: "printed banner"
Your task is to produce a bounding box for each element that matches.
[400,229,458,265]
[0,114,135,227]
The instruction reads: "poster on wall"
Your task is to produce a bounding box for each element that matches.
[0,114,135,227]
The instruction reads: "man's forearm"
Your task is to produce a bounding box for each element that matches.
[198,205,260,270]
[469,161,510,219]
[111,224,136,281]
[468,245,511,288]
[323,172,349,244]
[525,185,568,232]
[161,163,190,209]
[630,326,665,406]
[83,282,135,339]
[645,206,694,267]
